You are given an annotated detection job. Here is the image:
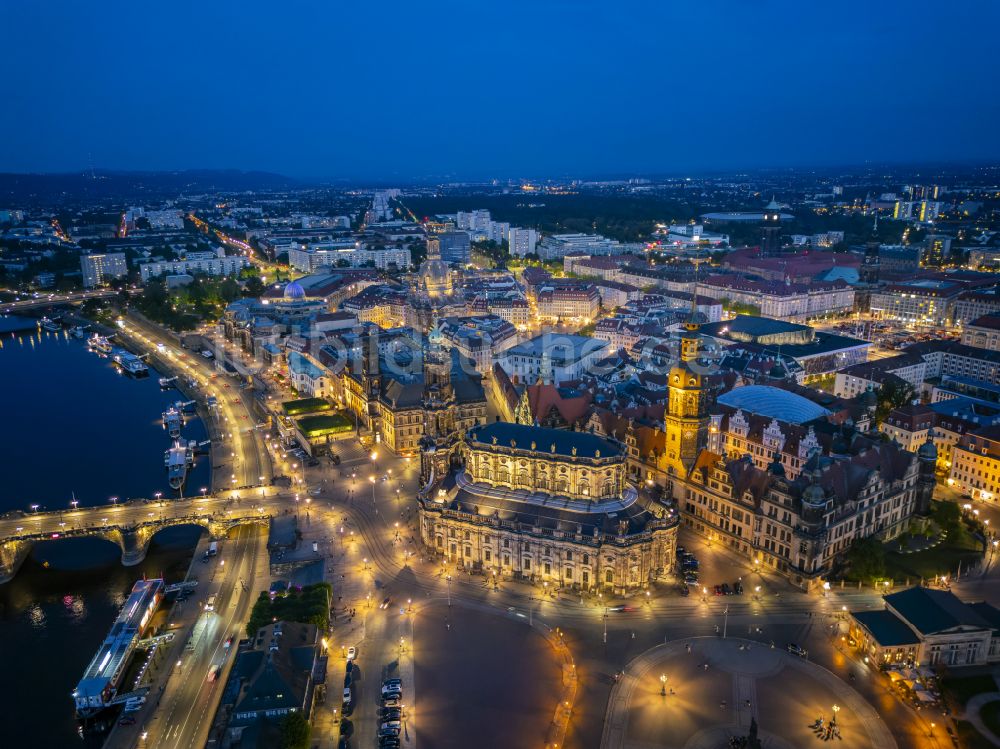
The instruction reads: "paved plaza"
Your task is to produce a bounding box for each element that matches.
[601,637,896,749]
[413,602,563,749]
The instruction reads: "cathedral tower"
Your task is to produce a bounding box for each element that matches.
[663,294,709,480]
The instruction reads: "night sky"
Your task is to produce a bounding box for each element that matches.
[3,0,999,178]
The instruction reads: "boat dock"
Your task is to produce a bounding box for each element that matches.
[73,579,164,718]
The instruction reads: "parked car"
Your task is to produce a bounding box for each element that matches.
[733,581,744,595]
[787,643,808,657]
[343,687,352,704]
[713,585,724,596]
[721,583,732,595]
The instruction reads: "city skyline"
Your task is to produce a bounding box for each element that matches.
[3,1,1000,178]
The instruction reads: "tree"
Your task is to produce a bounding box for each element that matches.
[845,536,887,583]
[278,712,310,749]
[244,275,265,297]
[874,378,916,425]
[931,500,962,537]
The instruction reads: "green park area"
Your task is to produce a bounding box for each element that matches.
[844,500,984,585]
[281,397,332,416]
[246,582,332,638]
[296,412,353,438]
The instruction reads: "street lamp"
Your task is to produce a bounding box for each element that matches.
[30,504,38,513]
[660,674,667,696]
[70,499,78,510]
[200,487,207,498]
[110,496,118,505]
[154,492,162,502]
[831,704,840,726]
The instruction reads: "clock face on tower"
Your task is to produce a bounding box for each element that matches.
[683,430,694,440]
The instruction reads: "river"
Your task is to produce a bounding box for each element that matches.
[0,319,211,747]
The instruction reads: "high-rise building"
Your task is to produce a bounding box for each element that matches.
[81,253,128,288]
[508,227,539,256]
[438,231,471,264]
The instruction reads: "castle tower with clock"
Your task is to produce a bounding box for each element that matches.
[664,296,709,482]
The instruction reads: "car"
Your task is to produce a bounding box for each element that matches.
[380,708,402,721]
[733,581,744,595]
[381,679,402,693]
[343,687,352,703]
[346,646,357,661]
[224,635,234,648]
[118,716,136,726]
[677,584,690,597]
[713,585,724,596]
[721,583,732,595]
[380,596,392,610]
[207,664,220,682]
[787,643,808,657]
[381,690,401,702]
[382,697,401,708]
[379,739,400,749]
[379,721,402,734]
[675,546,686,558]
[684,574,699,585]
[609,604,634,612]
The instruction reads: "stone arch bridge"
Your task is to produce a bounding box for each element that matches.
[0,494,287,583]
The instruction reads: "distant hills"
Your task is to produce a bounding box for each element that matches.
[0,169,301,205]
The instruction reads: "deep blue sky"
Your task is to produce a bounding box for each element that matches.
[3,1,999,179]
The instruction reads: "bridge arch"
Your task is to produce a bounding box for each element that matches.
[0,510,273,583]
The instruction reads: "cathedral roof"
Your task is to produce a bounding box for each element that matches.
[468,422,622,459]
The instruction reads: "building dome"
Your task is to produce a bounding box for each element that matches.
[283,280,306,300]
[918,437,938,461]
[420,258,452,298]
[717,385,831,424]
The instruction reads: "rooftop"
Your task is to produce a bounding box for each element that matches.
[851,609,921,647]
[717,385,832,424]
[885,587,994,636]
[468,422,623,459]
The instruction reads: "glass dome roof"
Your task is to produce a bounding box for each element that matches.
[718,385,830,424]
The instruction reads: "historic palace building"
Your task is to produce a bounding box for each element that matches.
[342,332,486,457]
[417,422,678,593]
[676,433,934,590]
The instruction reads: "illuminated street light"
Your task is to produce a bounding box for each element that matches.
[660,673,667,696]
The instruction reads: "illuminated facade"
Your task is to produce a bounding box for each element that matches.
[418,422,678,593]
[662,307,709,480]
